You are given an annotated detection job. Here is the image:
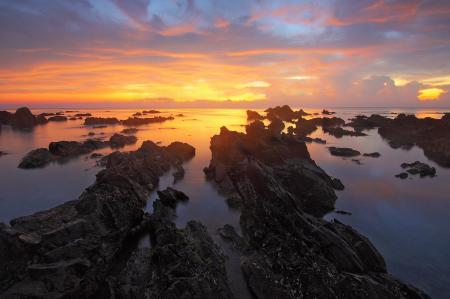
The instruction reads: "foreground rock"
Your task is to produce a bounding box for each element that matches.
[205,121,427,298]
[1,141,197,298]
[328,146,361,157]
[400,161,436,178]
[348,113,450,167]
[0,107,46,129]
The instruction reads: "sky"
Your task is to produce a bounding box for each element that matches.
[0,0,449,108]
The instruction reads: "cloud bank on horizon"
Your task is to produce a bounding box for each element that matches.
[0,0,449,108]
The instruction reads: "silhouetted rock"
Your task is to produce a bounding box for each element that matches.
[133,112,142,117]
[401,161,436,177]
[323,126,367,138]
[0,151,8,157]
[48,115,67,122]
[322,109,336,115]
[11,107,36,129]
[18,148,55,168]
[395,172,409,179]
[166,141,196,161]
[84,117,120,125]
[121,116,174,126]
[267,117,285,138]
[90,153,103,159]
[73,113,92,117]
[336,210,352,215]
[2,143,197,298]
[265,105,307,121]
[121,127,138,134]
[363,152,381,158]
[0,111,12,125]
[300,136,326,144]
[247,110,265,121]
[207,125,427,298]
[347,114,391,130]
[109,133,137,148]
[142,109,161,114]
[49,139,109,157]
[328,147,361,157]
[36,115,48,125]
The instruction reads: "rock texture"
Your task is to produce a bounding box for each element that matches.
[347,113,450,167]
[84,117,120,126]
[328,147,361,157]
[205,120,428,299]
[1,141,198,298]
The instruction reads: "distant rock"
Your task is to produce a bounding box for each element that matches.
[48,115,67,122]
[133,112,142,117]
[323,126,367,138]
[300,136,326,144]
[84,117,120,125]
[36,115,48,125]
[121,116,174,126]
[0,151,8,157]
[363,152,381,158]
[166,141,195,161]
[335,210,352,215]
[265,105,308,122]
[247,110,265,121]
[401,161,436,177]
[109,133,137,148]
[0,111,12,125]
[121,127,138,134]
[172,163,185,183]
[322,109,336,115]
[142,109,161,114]
[328,146,361,157]
[73,113,92,117]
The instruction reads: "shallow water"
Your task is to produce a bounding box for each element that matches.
[0,107,449,298]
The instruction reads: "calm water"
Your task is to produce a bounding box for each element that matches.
[0,108,449,298]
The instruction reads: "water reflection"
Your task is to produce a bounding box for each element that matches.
[0,107,449,298]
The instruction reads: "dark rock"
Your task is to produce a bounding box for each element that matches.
[328,147,361,157]
[267,117,285,139]
[2,142,197,298]
[322,109,336,115]
[175,113,184,117]
[165,141,195,161]
[49,139,109,157]
[93,125,107,129]
[18,148,55,169]
[0,111,12,125]
[0,151,7,157]
[69,117,77,120]
[157,187,189,208]
[363,152,381,158]
[172,163,185,183]
[336,210,352,215]
[109,133,137,148]
[11,107,36,129]
[331,177,345,190]
[121,127,138,134]
[265,105,306,122]
[323,126,367,138]
[36,115,48,125]
[206,125,427,298]
[87,132,95,136]
[395,172,409,179]
[142,109,161,114]
[74,113,92,117]
[401,161,436,177]
[48,115,67,122]
[247,110,265,121]
[351,158,362,165]
[346,114,391,130]
[121,116,174,126]
[300,137,326,144]
[84,117,120,126]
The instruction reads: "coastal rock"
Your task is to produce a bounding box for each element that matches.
[109,133,137,148]
[0,151,7,157]
[0,111,12,125]
[11,107,36,129]
[18,148,55,168]
[395,172,409,179]
[322,109,336,115]
[84,117,120,125]
[166,141,196,161]
[49,139,109,157]
[328,147,361,157]
[323,126,367,138]
[142,109,161,114]
[121,127,138,134]
[207,122,428,298]
[36,115,48,125]
[401,161,436,177]
[121,116,174,126]
[363,152,381,158]
[48,115,67,122]
[247,110,265,121]
[173,163,185,183]
[2,143,197,298]
[265,105,308,122]
[73,113,92,117]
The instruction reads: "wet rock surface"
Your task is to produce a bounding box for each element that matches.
[206,120,428,298]
[328,146,361,157]
[1,141,202,298]
[109,133,137,148]
[348,113,450,167]
[400,161,436,178]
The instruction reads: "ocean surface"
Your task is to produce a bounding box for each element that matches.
[0,107,449,298]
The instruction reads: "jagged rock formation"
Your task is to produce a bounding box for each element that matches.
[0,141,197,298]
[348,113,450,167]
[247,110,265,121]
[205,120,429,299]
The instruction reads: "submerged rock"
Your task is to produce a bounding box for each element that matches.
[401,161,436,178]
[142,109,161,114]
[322,109,336,115]
[206,123,428,298]
[18,148,55,168]
[328,146,361,157]
[109,133,137,148]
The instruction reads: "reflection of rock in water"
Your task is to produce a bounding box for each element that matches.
[204,119,429,298]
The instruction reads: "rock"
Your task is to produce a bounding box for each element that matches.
[87,132,95,136]
[84,117,120,125]
[157,187,189,208]
[121,127,138,134]
[247,110,265,121]
[132,112,142,117]
[2,142,197,298]
[300,137,326,144]
[48,115,67,122]
[401,161,436,177]
[121,116,174,126]
[395,172,409,179]
[0,151,7,157]
[328,147,361,157]
[165,141,196,161]
[331,177,345,190]
[346,114,391,130]
[0,111,12,125]
[322,109,336,115]
[18,148,55,169]
[36,115,48,125]
[351,158,362,165]
[363,152,381,158]
[73,113,92,117]
[49,139,109,157]
[265,105,306,122]
[323,126,367,138]
[93,125,107,129]
[142,109,161,114]
[11,107,36,129]
[172,163,185,183]
[175,113,184,117]
[109,133,137,148]
[336,210,352,215]
[267,117,285,138]
[206,125,428,298]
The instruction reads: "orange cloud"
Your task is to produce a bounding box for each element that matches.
[418,88,446,101]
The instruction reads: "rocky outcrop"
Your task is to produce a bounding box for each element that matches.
[48,115,67,122]
[247,110,265,121]
[400,161,436,178]
[121,127,138,134]
[328,147,361,157]
[322,109,336,115]
[363,152,381,158]
[18,148,56,168]
[109,133,137,148]
[1,141,197,298]
[84,117,120,126]
[205,121,428,298]
[323,126,367,138]
[265,105,309,122]
[121,116,174,126]
[142,110,161,114]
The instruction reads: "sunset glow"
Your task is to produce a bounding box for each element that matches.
[0,0,449,107]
